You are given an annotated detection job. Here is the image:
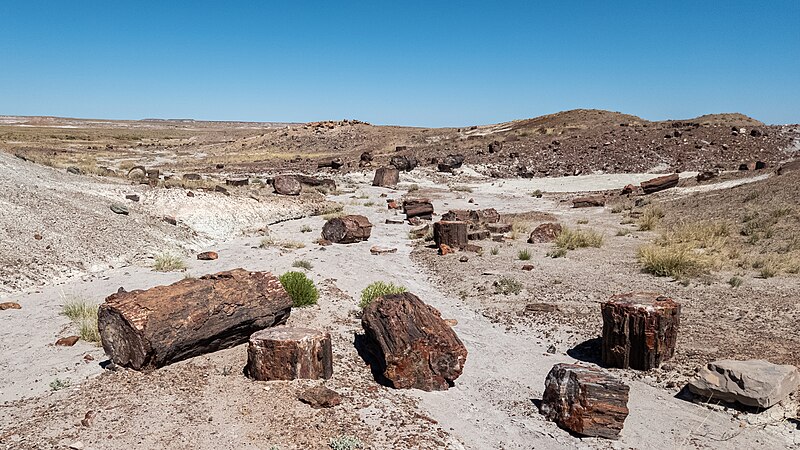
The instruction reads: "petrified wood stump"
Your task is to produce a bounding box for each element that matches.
[98,269,292,371]
[361,292,467,391]
[321,214,373,244]
[640,173,679,194]
[372,167,400,187]
[245,326,333,381]
[403,198,434,220]
[541,363,630,439]
[601,292,680,370]
[433,221,468,248]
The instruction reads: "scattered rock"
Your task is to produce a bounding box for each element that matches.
[696,170,719,182]
[409,224,430,239]
[390,155,418,172]
[541,363,630,439]
[214,185,230,196]
[80,410,97,427]
[68,441,84,450]
[547,344,557,354]
[486,223,512,233]
[525,303,558,313]
[66,167,82,175]
[322,215,373,244]
[521,264,534,271]
[197,251,218,260]
[640,174,679,194]
[528,223,562,244]
[438,244,452,255]
[361,292,468,391]
[386,199,400,210]
[372,167,400,188]
[488,140,503,153]
[33,233,42,240]
[370,246,397,255]
[572,195,606,208]
[245,326,333,381]
[186,191,195,197]
[687,359,800,409]
[462,244,483,253]
[437,154,465,173]
[385,218,405,225]
[459,256,469,262]
[317,158,344,170]
[55,335,80,346]
[620,184,636,195]
[273,175,302,195]
[403,198,434,221]
[226,178,249,187]
[110,204,129,215]
[739,161,767,171]
[298,385,342,409]
[467,230,490,240]
[183,173,202,181]
[125,194,140,202]
[163,216,177,225]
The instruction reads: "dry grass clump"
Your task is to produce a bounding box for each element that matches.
[153,252,187,272]
[638,221,730,278]
[62,297,100,343]
[554,227,604,250]
[312,203,345,219]
[292,259,313,270]
[517,249,531,260]
[509,221,530,240]
[260,238,305,250]
[638,205,665,231]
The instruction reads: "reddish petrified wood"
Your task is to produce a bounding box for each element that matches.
[541,363,630,439]
[601,292,681,370]
[433,221,468,248]
[441,208,499,224]
[245,326,333,381]
[403,198,434,221]
[321,215,373,244]
[468,230,490,240]
[273,175,302,195]
[528,223,563,243]
[640,174,679,194]
[372,167,400,187]
[361,292,467,391]
[486,223,512,233]
[572,195,606,208]
[98,269,292,371]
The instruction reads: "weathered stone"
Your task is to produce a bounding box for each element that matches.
[372,167,400,187]
[361,292,467,391]
[409,224,430,239]
[245,326,333,381]
[640,174,679,194]
[66,166,82,175]
[433,221,468,248]
[197,251,218,260]
[572,195,606,208]
[486,223,512,233]
[110,204,129,215]
[292,174,336,191]
[146,169,160,180]
[214,185,230,196]
[462,244,483,253]
[601,293,680,370]
[468,230,490,240]
[163,216,177,225]
[125,194,140,202]
[226,178,249,187]
[403,198,434,221]
[696,170,719,182]
[438,244,452,255]
[390,155,418,172]
[541,363,630,439]
[525,303,558,313]
[0,302,22,310]
[521,264,534,271]
[370,246,397,255]
[317,158,344,170]
[55,335,80,346]
[298,385,342,409]
[488,140,503,153]
[687,359,800,408]
[386,199,400,210]
[322,215,372,244]
[443,208,500,225]
[385,218,405,225]
[620,184,636,195]
[528,223,563,244]
[459,255,469,262]
[183,173,202,181]
[98,269,292,370]
[273,175,302,195]
[437,154,465,173]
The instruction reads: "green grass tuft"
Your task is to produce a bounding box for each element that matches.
[359,281,407,308]
[279,271,319,307]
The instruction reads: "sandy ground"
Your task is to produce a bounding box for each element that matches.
[2,164,799,449]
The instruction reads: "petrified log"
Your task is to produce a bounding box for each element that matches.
[441,208,499,224]
[541,363,630,439]
[528,222,562,243]
[403,198,434,220]
[244,326,333,381]
[321,214,372,244]
[390,155,417,172]
[486,223,512,233]
[98,269,292,370]
[437,154,465,173]
[273,175,301,195]
[640,174,679,194]
[291,174,336,190]
[601,293,680,370]
[372,167,400,187]
[433,221,468,248]
[440,209,472,222]
[226,178,249,187]
[317,158,344,169]
[468,230,490,240]
[361,292,467,391]
[572,195,606,208]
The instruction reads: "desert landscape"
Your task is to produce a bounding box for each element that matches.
[1,110,799,449]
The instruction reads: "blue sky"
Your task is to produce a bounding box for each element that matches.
[1,1,798,126]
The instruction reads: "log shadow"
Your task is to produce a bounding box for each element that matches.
[353,333,393,388]
[566,337,605,367]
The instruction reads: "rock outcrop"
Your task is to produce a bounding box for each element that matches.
[687,359,800,408]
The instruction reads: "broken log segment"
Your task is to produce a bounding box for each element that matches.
[361,292,467,391]
[433,221,468,248]
[572,195,606,208]
[98,269,292,371]
[321,214,372,244]
[372,167,399,187]
[245,326,333,381]
[601,292,680,370]
[541,363,630,439]
[403,198,434,221]
[640,173,679,194]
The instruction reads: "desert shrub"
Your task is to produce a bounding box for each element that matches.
[279,271,319,307]
[510,221,530,240]
[610,204,624,214]
[300,225,312,233]
[490,247,500,255]
[637,244,711,278]
[360,281,407,308]
[407,184,419,192]
[313,203,344,218]
[363,201,375,207]
[530,189,543,198]
[554,227,604,250]
[261,238,305,250]
[616,228,630,236]
[547,248,567,258]
[153,252,186,272]
[728,276,743,288]
[576,219,589,225]
[450,185,473,193]
[494,277,522,295]
[49,378,71,391]
[292,260,313,270]
[638,205,665,231]
[62,298,100,342]
[329,436,364,450]
[517,249,531,260]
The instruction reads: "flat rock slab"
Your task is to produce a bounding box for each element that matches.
[572,195,606,208]
[298,385,342,409]
[245,326,333,381]
[687,359,800,409]
[541,363,630,439]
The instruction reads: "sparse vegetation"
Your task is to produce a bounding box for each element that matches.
[261,238,306,250]
[49,378,71,391]
[576,219,588,225]
[616,228,630,236]
[638,205,665,231]
[322,210,346,220]
[554,227,604,250]
[292,259,313,270]
[510,221,530,240]
[637,244,711,279]
[153,252,187,272]
[517,249,531,260]
[494,277,523,295]
[300,224,312,233]
[490,247,500,255]
[450,185,473,193]
[407,184,419,192]
[547,248,567,258]
[329,435,364,450]
[62,297,100,343]
[359,281,407,308]
[279,271,319,307]
[728,276,743,288]
[530,189,543,198]
[363,201,375,207]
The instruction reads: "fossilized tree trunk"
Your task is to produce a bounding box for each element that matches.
[372,167,400,187]
[403,198,434,220]
[433,221,468,248]
[245,326,333,381]
[321,215,373,243]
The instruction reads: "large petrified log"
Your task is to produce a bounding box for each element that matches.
[361,292,467,391]
[601,292,680,370]
[441,208,499,225]
[372,167,399,187]
[291,174,336,190]
[437,154,465,173]
[433,221,468,248]
[273,175,302,195]
[541,363,630,439]
[321,214,372,244]
[640,173,679,194]
[572,195,606,208]
[244,326,333,381]
[528,222,562,244]
[403,198,434,221]
[98,269,292,370]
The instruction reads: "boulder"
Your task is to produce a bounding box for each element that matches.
[437,154,465,173]
[317,158,344,170]
[372,167,400,188]
[245,326,333,381]
[273,175,302,195]
[292,174,336,191]
[403,198,434,221]
[572,195,606,208]
[390,155,418,172]
[321,215,372,244]
[687,359,800,408]
[640,174,679,194]
[361,292,467,391]
[528,223,562,244]
[541,363,630,439]
[298,385,342,409]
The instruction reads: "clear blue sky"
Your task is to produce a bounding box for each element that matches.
[1,1,798,126]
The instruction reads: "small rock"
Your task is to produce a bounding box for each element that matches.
[81,410,97,427]
[521,264,534,271]
[187,191,195,197]
[125,194,140,202]
[163,216,177,225]
[572,195,606,208]
[468,198,475,203]
[298,385,342,409]
[385,218,405,225]
[459,256,469,262]
[66,167,82,175]
[69,442,84,450]
[444,319,458,327]
[486,223,512,233]
[0,302,22,311]
[197,251,219,261]
[462,244,482,253]
[110,204,129,215]
[439,244,452,255]
[55,335,80,347]
[34,233,43,240]
[215,185,230,196]
[547,344,556,354]
[370,246,398,255]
